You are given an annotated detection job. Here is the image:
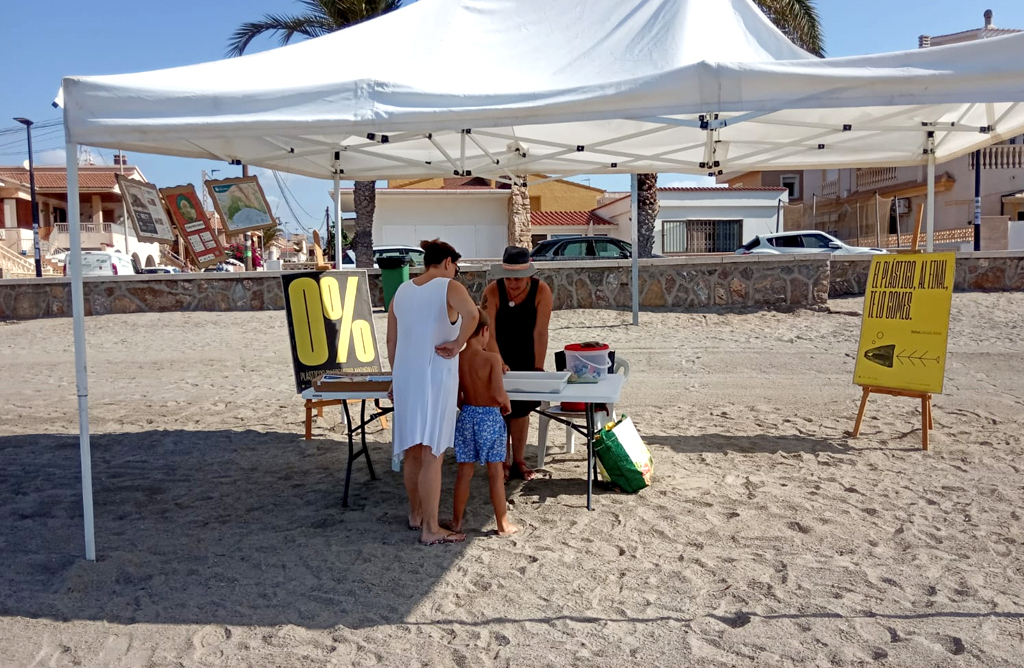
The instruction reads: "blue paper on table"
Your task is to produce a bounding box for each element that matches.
[322,374,392,383]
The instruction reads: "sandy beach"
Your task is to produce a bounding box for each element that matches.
[1,292,1023,667]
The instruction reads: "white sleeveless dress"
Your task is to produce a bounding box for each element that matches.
[390,277,461,463]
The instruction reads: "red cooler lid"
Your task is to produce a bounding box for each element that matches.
[564,341,609,352]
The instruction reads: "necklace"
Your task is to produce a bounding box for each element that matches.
[506,282,528,307]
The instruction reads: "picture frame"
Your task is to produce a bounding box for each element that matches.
[115,174,176,244]
[204,175,277,235]
[158,184,228,269]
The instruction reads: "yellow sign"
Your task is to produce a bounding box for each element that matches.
[854,253,955,394]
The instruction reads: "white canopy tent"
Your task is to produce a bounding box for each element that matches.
[59,0,1024,558]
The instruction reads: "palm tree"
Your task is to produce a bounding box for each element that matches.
[228,0,403,268]
[634,0,824,257]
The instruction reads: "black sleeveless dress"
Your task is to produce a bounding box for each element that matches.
[496,278,541,419]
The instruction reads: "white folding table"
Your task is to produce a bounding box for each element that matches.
[505,374,625,511]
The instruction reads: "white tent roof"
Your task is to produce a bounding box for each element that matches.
[60,0,1024,180]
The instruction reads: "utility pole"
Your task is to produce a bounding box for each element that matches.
[14,118,42,277]
[973,149,982,251]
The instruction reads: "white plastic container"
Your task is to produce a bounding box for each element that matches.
[564,343,611,383]
[503,371,571,394]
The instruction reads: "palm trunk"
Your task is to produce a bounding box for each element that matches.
[637,173,659,258]
[507,174,533,249]
[352,180,376,268]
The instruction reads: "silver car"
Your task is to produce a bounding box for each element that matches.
[736,231,887,256]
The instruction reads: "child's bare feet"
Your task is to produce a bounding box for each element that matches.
[494,522,519,537]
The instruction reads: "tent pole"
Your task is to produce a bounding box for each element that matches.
[66,142,96,561]
[333,170,342,268]
[926,150,936,253]
[630,174,639,326]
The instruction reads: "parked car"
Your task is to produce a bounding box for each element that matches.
[736,231,888,256]
[340,245,427,268]
[531,236,642,261]
[62,250,138,276]
[143,265,181,274]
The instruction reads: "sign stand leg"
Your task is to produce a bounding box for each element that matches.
[851,386,933,450]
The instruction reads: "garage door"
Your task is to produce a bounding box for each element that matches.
[380,225,506,259]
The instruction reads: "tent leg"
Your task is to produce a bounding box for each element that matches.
[630,174,639,326]
[333,170,342,268]
[67,142,96,562]
[926,139,936,253]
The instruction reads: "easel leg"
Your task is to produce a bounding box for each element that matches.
[305,400,313,441]
[852,387,871,437]
[927,397,934,431]
[317,406,324,418]
[921,396,930,451]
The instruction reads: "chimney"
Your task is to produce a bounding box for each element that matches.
[984,9,994,29]
[918,34,931,48]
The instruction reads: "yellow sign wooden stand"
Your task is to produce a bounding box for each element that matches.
[849,224,954,451]
[852,386,933,450]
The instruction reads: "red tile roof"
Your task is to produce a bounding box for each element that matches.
[532,211,617,227]
[0,166,138,191]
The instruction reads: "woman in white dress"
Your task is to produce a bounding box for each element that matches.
[387,240,479,545]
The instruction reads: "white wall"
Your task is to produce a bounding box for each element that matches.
[1010,220,1024,250]
[656,192,786,253]
[368,193,510,259]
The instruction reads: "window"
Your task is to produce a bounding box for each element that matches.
[781,174,800,200]
[53,207,68,224]
[557,240,592,257]
[800,234,834,249]
[770,235,803,248]
[1018,211,1024,222]
[663,220,742,253]
[530,234,548,247]
[592,239,625,258]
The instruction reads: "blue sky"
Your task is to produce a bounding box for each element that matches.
[2,0,1023,235]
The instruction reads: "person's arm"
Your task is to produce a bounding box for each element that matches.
[435,281,480,359]
[533,281,553,370]
[492,355,511,415]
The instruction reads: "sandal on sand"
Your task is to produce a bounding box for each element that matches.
[420,532,466,546]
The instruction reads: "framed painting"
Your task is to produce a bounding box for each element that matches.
[204,176,277,235]
[116,174,176,244]
[158,184,227,269]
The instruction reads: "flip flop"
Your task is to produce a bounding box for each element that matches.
[508,462,536,482]
[419,531,467,546]
[407,523,421,531]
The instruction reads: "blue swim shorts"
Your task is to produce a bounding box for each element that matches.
[454,405,507,465]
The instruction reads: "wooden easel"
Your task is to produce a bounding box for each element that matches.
[852,386,933,450]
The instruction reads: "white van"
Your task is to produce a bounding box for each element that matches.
[63,250,139,277]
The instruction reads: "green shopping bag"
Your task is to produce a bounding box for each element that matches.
[594,416,653,493]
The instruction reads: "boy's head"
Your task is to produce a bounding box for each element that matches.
[469,307,490,345]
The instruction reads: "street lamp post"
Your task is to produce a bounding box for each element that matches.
[14,117,42,277]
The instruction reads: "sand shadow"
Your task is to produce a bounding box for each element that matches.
[0,429,470,630]
[643,432,860,455]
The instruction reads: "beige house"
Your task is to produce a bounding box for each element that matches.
[0,165,163,271]
[720,10,1024,250]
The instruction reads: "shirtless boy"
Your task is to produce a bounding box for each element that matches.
[448,309,519,536]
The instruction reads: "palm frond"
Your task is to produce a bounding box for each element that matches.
[227,12,334,56]
[228,1,404,56]
[754,0,825,56]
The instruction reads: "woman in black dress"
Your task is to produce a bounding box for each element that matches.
[480,246,553,481]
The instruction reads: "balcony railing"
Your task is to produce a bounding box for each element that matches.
[856,167,898,190]
[53,222,114,234]
[821,179,840,199]
[970,145,1024,170]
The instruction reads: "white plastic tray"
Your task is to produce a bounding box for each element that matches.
[503,371,571,394]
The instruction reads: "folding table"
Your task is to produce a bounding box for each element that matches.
[300,386,392,507]
[504,374,625,511]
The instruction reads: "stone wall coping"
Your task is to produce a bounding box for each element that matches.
[832,250,1024,263]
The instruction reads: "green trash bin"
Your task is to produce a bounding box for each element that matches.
[377,255,410,312]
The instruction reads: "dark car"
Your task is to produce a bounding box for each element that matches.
[530,236,636,261]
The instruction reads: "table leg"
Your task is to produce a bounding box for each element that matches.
[342,400,356,508]
[361,400,377,481]
[586,403,595,511]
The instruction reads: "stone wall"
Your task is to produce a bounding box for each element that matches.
[830,251,1024,297]
[4,251,1023,321]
